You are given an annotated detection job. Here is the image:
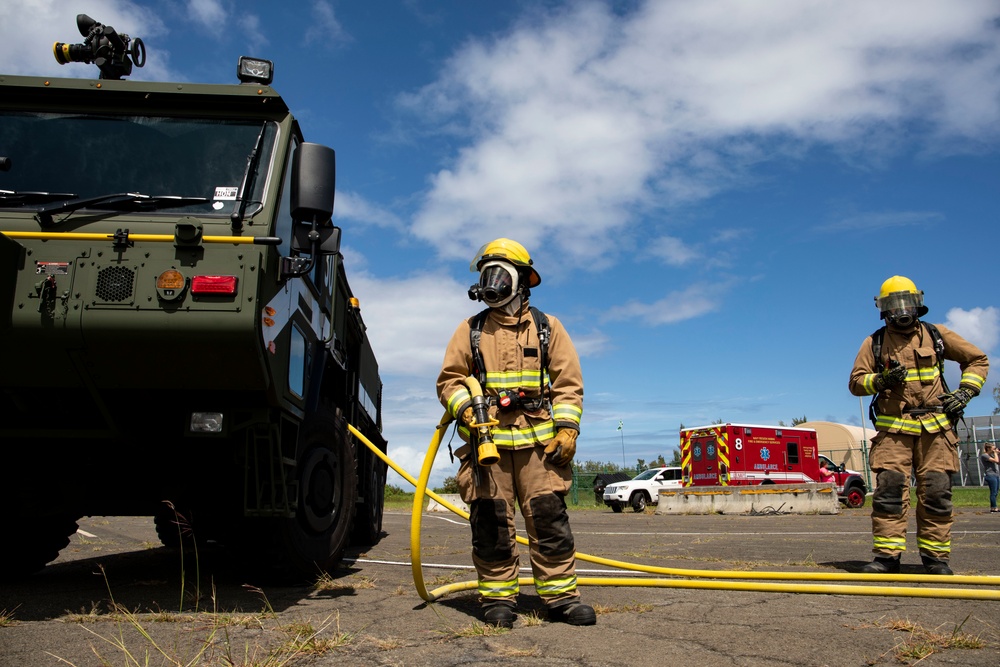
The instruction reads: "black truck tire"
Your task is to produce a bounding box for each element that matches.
[153,501,202,549]
[277,407,358,577]
[351,451,386,547]
[630,491,647,513]
[844,484,866,509]
[0,514,80,578]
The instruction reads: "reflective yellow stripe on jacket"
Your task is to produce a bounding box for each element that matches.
[484,369,549,391]
[961,371,986,392]
[552,402,581,428]
[874,412,952,435]
[861,367,940,394]
[458,419,558,448]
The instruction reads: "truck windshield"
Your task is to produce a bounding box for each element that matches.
[0,112,277,219]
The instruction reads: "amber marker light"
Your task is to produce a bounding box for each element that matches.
[191,275,238,295]
[156,268,186,301]
[157,269,185,290]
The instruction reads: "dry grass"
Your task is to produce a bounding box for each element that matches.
[313,572,378,592]
[862,615,987,665]
[0,607,19,627]
[439,621,510,638]
[494,644,541,657]
[592,602,654,615]
[519,610,544,627]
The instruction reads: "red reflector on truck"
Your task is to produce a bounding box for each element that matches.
[191,275,238,295]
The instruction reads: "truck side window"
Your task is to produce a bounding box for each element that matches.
[274,138,300,258]
[787,442,799,465]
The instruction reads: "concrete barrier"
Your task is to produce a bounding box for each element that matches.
[427,493,469,513]
[655,483,839,515]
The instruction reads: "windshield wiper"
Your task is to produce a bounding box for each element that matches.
[0,190,80,207]
[230,122,268,231]
[35,192,210,227]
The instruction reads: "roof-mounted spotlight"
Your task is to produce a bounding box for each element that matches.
[237,56,273,85]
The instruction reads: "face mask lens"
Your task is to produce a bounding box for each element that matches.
[879,292,922,325]
[480,265,513,304]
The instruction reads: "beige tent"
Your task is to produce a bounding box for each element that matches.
[799,421,871,476]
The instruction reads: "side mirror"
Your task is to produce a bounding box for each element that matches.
[282,143,337,278]
[291,224,341,255]
[291,142,336,223]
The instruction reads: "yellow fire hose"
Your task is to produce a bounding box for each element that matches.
[345,416,1000,603]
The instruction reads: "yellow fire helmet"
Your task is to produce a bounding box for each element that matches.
[469,238,541,287]
[875,275,928,321]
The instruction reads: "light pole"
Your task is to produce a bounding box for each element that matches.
[617,420,625,469]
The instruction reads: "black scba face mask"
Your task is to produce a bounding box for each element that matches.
[887,310,916,327]
[479,265,513,304]
[878,291,925,328]
[468,261,520,307]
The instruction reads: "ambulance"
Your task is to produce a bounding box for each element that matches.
[679,423,867,507]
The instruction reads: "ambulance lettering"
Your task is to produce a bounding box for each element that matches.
[754,446,778,471]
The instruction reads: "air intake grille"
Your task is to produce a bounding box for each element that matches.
[96,266,135,302]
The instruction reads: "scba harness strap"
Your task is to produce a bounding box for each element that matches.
[868,322,950,427]
[469,306,550,411]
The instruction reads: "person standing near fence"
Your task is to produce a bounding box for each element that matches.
[981,443,999,513]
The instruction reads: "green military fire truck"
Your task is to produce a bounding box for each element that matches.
[0,15,387,578]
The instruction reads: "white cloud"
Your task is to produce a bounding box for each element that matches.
[305,0,352,47]
[405,1,1000,265]
[2,0,171,80]
[335,191,405,231]
[944,306,1000,353]
[819,210,945,233]
[647,235,701,266]
[186,0,227,30]
[604,282,724,326]
[349,269,480,379]
[237,14,268,52]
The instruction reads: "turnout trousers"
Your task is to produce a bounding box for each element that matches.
[868,428,959,560]
[456,442,579,607]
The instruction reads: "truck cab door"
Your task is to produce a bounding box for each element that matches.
[264,140,340,412]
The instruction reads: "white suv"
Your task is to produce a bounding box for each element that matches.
[603,467,683,513]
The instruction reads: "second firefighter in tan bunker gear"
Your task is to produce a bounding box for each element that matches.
[849,276,988,575]
[437,238,595,628]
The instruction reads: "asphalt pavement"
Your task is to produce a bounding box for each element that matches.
[1,507,998,666]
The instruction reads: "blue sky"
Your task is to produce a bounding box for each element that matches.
[7,0,999,488]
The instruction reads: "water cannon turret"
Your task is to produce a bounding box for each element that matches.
[53,13,145,80]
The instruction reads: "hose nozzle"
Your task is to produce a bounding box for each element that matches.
[464,377,500,467]
[471,393,500,466]
[477,441,500,466]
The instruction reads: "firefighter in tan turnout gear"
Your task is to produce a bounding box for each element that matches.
[849,276,988,575]
[437,238,595,628]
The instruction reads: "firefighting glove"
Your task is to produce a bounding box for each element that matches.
[939,387,975,415]
[461,407,476,428]
[872,362,907,392]
[544,429,578,467]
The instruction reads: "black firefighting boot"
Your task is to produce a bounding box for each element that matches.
[860,555,900,574]
[921,555,953,575]
[481,599,516,628]
[548,601,597,626]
